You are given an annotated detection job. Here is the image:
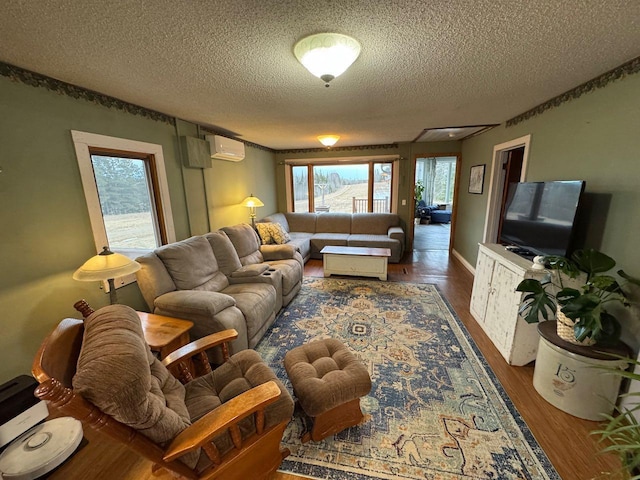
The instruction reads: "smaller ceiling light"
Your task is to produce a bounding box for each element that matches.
[294,33,361,87]
[317,135,340,147]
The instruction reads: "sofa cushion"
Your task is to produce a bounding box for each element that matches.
[221,224,265,266]
[265,260,302,297]
[223,284,277,347]
[310,233,349,254]
[284,213,317,233]
[73,305,199,468]
[348,234,399,250]
[260,213,290,233]
[155,236,229,292]
[204,231,243,276]
[315,212,352,234]
[286,232,313,260]
[351,213,399,235]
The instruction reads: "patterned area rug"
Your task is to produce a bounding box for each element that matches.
[255,278,559,480]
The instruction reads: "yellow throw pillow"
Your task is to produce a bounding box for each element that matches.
[268,223,291,244]
[255,223,273,245]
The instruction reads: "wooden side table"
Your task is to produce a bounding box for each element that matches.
[137,312,193,359]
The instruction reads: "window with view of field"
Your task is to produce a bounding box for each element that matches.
[72,131,175,269]
[91,155,161,250]
[289,160,395,213]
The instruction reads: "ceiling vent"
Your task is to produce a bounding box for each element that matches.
[206,135,245,162]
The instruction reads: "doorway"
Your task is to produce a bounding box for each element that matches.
[483,135,531,243]
[413,155,459,252]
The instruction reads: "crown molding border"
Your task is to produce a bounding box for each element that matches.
[507,56,640,127]
[0,61,175,125]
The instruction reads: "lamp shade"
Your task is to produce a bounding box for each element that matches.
[317,135,340,147]
[294,33,361,86]
[240,195,264,208]
[73,246,141,282]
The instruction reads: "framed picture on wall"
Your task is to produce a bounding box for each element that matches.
[468,164,486,194]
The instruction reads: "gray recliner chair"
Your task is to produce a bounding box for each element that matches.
[221,224,303,308]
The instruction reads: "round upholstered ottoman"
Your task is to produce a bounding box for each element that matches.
[284,338,371,442]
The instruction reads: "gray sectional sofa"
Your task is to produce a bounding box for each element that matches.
[257,212,405,263]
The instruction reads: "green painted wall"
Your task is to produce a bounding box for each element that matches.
[454,73,640,346]
[206,145,278,230]
[0,75,277,381]
[455,73,640,272]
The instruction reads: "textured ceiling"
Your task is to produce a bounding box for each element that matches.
[1,1,639,150]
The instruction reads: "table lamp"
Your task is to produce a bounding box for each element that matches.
[240,194,264,228]
[73,246,141,304]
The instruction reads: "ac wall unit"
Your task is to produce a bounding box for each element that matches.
[205,135,245,162]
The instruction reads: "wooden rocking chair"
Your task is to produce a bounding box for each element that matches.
[31,302,293,480]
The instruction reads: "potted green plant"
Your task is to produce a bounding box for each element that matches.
[593,355,640,480]
[516,249,639,346]
[414,180,425,203]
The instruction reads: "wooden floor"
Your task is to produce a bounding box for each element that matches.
[49,251,621,480]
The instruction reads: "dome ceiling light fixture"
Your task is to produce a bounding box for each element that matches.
[294,33,361,87]
[317,135,340,147]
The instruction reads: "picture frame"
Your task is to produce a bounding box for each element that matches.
[468,164,486,194]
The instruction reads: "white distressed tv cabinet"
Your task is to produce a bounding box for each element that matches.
[470,243,548,366]
[320,246,391,281]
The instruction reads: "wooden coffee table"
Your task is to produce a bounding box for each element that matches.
[320,246,391,281]
[137,312,193,359]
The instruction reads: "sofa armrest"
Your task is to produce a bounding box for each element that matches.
[155,290,236,317]
[388,226,405,243]
[260,243,298,260]
[230,264,270,278]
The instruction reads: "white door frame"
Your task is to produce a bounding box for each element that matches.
[482,134,531,243]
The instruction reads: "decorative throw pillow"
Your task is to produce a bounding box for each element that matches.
[268,222,291,245]
[255,223,274,245]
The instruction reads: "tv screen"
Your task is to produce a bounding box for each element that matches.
[499,180,585,258]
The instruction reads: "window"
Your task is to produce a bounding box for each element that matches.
[286,156,398,213]
[72,131,175,288]
[415,156,456,206]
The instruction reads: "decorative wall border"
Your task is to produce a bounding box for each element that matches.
[507,56,640,127]
[0,61,175,125]
[276,143,399,154]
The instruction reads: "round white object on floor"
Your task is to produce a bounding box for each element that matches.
[0,417,83,480]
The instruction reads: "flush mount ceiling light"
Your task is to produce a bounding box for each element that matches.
[294,33,361,87]
[317,135,340,147]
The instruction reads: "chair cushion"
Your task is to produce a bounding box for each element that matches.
[284,338,371,417]
[185,349,294,455]
[73,305,199,468]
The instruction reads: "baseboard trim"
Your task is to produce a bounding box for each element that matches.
[451,249,475,275]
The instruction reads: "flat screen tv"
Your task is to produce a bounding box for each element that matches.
[499,180,586,258]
